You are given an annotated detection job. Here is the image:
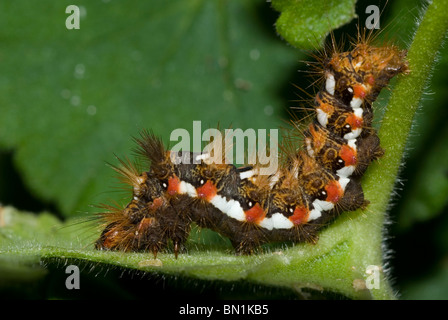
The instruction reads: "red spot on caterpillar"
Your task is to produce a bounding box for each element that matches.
[101,229,119,249]
[325,180,344,204]
[340,144,357,166]
[353,84,366,98]
[318,101,334,114]
[196,180,217,201]
[245,203,265,224]
[137,217,155,233]
[367,75,375,85]
[346,113,363,129]
[289,206,309,225]
[167,176,181,196]
[148,197,164,211]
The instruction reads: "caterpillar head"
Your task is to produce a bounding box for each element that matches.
[325,43,409,105]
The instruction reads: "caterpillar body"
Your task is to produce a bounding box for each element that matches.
[94,36,409,257]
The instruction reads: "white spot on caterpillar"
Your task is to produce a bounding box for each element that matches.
[350,97,363,109]
[308,208,322,221]
[259,217,273,230]
[344,108,364,140]
[338,176,350,191]
[305,138,314,157]
[179,181,197,197]
[239,169,254,180]
[270,213,294,229]
[325,73,335,95]
[337,165,355,178]
[316,108,329,127]
[313,199,334,211]
[344,128,362,140]
[210,195,245,221]
[347,139,357,150]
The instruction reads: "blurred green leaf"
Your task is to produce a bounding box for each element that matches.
[0,0,299,217]
[397,124,448,229]
[401,263,448,300]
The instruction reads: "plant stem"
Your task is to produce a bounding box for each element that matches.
[361,0,448,299]
[366,0,448,217]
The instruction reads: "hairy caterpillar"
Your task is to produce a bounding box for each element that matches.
[94,31,409,257]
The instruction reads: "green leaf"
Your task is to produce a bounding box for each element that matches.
[396,124,448,229]
[2,0,448,300]
[0,206,390,299]
[0,0,299,217]
[271,0,357,49]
